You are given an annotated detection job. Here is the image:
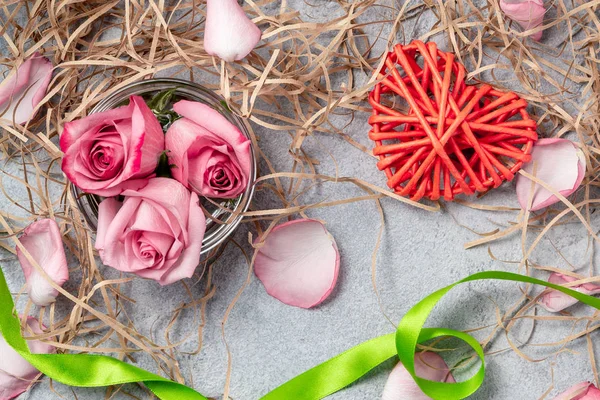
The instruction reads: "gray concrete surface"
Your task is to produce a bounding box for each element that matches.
[2,1,599,399]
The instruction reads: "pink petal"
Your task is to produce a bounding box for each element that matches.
[539,273,600,313]
[554,382,600,400]
[0,317,55,400]
[95,197,122,257]
[155,192,205,285]
[516,138,586,211]
[382,352,455,400]
[128,95,165,179]
[500,0,546,41]
[15,219,69,306]
[204,0,262,62]
[0,53,53,125]
[172,100,251,149]
[164,117,210,186]
[254,219,339,308]
[59,102,133,151]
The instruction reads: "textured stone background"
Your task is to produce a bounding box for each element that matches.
[2,1,599,399]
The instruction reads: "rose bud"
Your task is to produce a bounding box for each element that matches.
[166,100,252,199]
[95,178,206,285]
[60,95,164,197]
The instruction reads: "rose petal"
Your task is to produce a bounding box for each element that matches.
[128,95,165,179]
[539,273,600,313]
[15,219,69,306]
[60,103,132,151]
[382,352,455,400]
[154,191,205,285]
[554,382,600,400]
[204,0,262,62]
[516,138,586,211]
[500,0,546,41]
[172,100,252,151]
[254,219,339,308]
[96,197,122,258]
[0,53,53,125]
[0,317,55,400]
[165,117,211,187]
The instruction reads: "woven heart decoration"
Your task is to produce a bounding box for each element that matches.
[368,40,538,201]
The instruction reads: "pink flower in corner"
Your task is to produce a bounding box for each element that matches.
[500,0,546,41]
[16,219,69,306]
[204,0,262,62]
[516,138,586,211]
[0,316,55,400]
[382,352,455,400]
[95,178,206,286]
[0,53,53,125]
[254,219,340,309]
[539,273,600,313]
[60,95,164,197]
[166,100,252,199]
[553,382,600,400]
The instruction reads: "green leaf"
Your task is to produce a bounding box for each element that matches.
[155,151,173,178]
[220,100,232,112]
[147,87,179,113]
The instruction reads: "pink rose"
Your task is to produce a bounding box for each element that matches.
[165,100,251,199]
[95,178,205,285]
[60,95,164,197]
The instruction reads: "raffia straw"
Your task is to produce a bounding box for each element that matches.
[2,0,600,397]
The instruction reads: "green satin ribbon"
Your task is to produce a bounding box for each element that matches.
[263,271,600,400]
[0,267,207,400]
[2,267,600,400]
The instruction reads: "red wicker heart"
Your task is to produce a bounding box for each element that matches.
[368,40,537,201]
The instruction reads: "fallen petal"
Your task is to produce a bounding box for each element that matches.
[382,352,455,400]
[254,219,339,308]
[16,219,69,306]
[0,53,53,125]
[554,382,600,400]
[0,316,55,400]
[516,138,586,211]
[540,273,600,313]
[500,0,546,41]
[204,0,262,62]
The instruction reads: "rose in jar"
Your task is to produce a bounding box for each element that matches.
[95,178,206,285]
[60,95,164,197]
[165,100,251,199]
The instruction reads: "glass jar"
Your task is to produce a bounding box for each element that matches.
[73,78,257,261]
